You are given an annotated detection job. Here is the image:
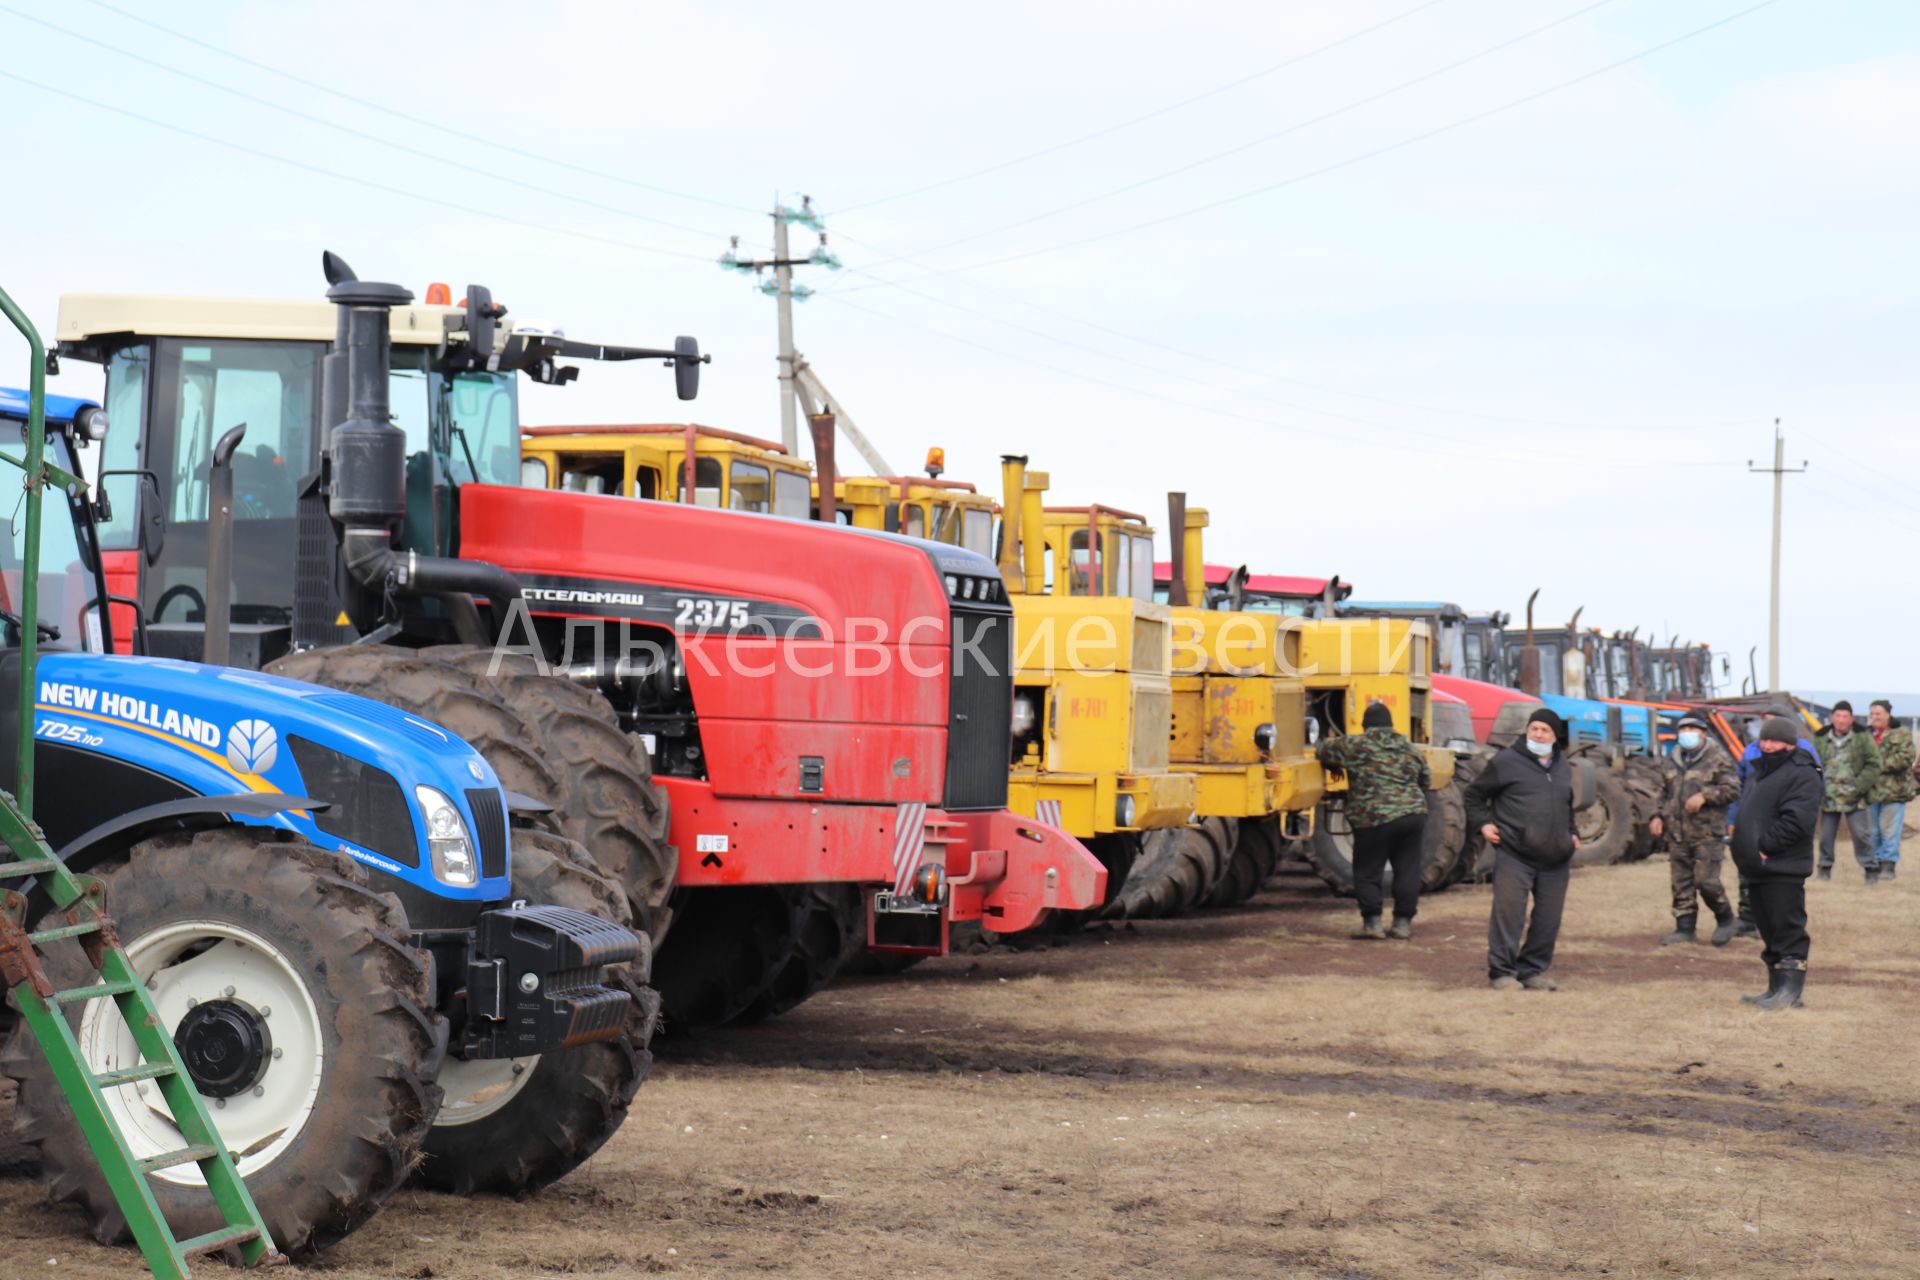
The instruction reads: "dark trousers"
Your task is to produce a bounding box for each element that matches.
[1749,877,1810,969]
[1817,809,1875,871]
[1737,869,1754,924]
[1352,812,1425,922]
[1488,849,1570,979]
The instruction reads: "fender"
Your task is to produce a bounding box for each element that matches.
[56,792,325,872]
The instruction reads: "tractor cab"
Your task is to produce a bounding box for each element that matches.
[1031,502,1157,601]
[520,422,813,516]
[822,452,997,558]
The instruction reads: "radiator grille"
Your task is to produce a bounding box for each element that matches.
[943,604,1013,811]
[465,787,510,880]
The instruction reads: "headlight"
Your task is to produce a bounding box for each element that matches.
[1253,723,1276,753]
[415,785,478,887]
[1115,794,1136,828]
[1305,716,1320,745]
[1011,692,1038,738]
[944,575,959,596]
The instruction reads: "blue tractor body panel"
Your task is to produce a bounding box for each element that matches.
[32,651,512,901]
[1540,693,1659,757]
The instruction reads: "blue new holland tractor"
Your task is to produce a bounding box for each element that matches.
[0,379,653,1257]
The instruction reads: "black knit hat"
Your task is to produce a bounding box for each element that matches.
[1833,699,1853,714]
[1759,716,1800,746]
[1676,713,1709,731]
[1526,706,1566,745]
[1362,701,1394,730]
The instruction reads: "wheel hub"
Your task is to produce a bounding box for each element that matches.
[175,999,273,1099]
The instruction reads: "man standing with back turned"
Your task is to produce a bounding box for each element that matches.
[1317,700,1431,940]
[1815,701,1880,883]
[1467,708,1580,991]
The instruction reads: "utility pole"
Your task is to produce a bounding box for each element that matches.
[720,196,839,455]
[1748,419,1807,693]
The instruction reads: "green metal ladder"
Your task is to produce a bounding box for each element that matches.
[0,283,280,1275]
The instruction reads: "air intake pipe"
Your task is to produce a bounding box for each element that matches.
[323,257,522,639]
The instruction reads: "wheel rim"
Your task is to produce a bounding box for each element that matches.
[434,1054,541,1127]
[77,921,325,1187]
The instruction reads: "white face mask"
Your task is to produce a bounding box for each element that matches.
[1526,737,1553,758]
[1678,731,1703,751]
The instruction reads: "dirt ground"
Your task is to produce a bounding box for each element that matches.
[3,855,1916,1279]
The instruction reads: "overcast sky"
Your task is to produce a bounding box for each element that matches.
[2,0,1914,692]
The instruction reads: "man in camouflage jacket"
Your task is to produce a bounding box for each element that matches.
[1316,701,1431,939]
[1866,699,1915,880]
[1816,700,1882,882]
[1649,713,1742,945]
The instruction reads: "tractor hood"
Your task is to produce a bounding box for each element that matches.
[457,484,1008,639]
[30,652,511,900]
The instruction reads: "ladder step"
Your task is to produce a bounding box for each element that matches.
[177,1224,262,1260]
[92,1062,177,1089]
[139,1144,221,1175]
[27,920,100,945]
[0,858,58,879]
[51,979,139,1005]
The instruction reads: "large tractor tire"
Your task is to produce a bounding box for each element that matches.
[1419,778,1469,893]
[1619,756,1669,862]
[267,646,676,942]
[418,828,657,1195]
[1106,823,1224,919]
[734,884,865,1023]
[2,831,441,1258]
[649,886,800,1034]
[1202,816,1284,909]
[1572,767,1637,867]
[1306,790,1461,898]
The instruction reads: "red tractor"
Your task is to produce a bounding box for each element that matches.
[63,254,1103,1029]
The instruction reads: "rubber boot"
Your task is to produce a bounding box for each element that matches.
[1865,864,1881,886]
[1388,917,1413,940]
[1816,866,1831,882]
[1709,914,1738,947]
[1352,916,1386,940]
[1741,964,1781,1005]
[1753,964,1805,1011]
[1883,862,1898,881]
[1732,916,1759,939]
[1660,913,1698,946]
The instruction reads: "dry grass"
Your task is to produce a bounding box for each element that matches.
[3,858,1915,1279]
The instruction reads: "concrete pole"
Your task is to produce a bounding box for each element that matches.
[773,211,798,455]
[1767,427,1784,692]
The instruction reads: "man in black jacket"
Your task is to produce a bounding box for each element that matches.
[1730,716,1825,1010]
[1466,707,1580,991]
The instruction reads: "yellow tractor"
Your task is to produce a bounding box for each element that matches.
[520,421,815,514]
[1022,487,1326,914]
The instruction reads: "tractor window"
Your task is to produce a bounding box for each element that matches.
[773,470,810,518]
[520,456,550,488]
[635,466,660,500]
[1463,631,1486,681]
[1069,530,1096,595]
[559,454,622,495]
[166,347,314,524]
[730,461,771,513]
[690,457,722,506]
[448,372,519,486]
[94,343,151,551]
[962,508,992,556]
[1110,530,1130,598]
[903,504,926,538]
[0,424,100,650]
[1129,534,1153,601]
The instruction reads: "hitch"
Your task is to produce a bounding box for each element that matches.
[463,903,640,1059]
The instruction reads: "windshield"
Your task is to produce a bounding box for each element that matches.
[448,371,520,485]
[0,423,103,651]
[961,507,992,556]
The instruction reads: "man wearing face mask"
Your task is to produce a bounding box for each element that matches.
[1730,716,1824,1009]
[1865,699,1915,881]
[1649,714,1742,946]
[1814,701,1881,883]
[1465,707,1579,991]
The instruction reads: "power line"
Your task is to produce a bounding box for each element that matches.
[78,0,761,217]
[1,4,726,244]
[818,290,1732,470]
[844,0,1613,274]
[833,0,1784,290]
[835,0,1451,215]
[0,67,719,269]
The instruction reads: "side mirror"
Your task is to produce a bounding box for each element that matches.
[97,469,165,562]
[673,335,706,401]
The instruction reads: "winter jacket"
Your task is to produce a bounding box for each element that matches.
[1730,736,1818,824]
[1815,727,1880,812]
[1868,726,1918,805]
[1315,727,1431,828]
[1730,746,1824,880]
[1464,740,1576,869]
[1659,740,1741,842]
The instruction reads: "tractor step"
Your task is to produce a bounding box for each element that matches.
[0,789,281,1278]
